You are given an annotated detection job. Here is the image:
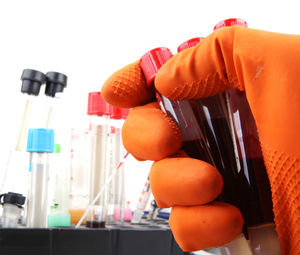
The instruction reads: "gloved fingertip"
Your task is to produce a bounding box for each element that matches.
[122,102,182,161]
[101,61,154,108]
[170,202,244,251]
[150,157,223,207]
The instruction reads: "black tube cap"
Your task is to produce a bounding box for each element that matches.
[45,72,68,97]
[0,192,26,207]
[21,69,46,96]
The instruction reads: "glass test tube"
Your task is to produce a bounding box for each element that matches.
[26,128,54,228]
[86,92,111,228]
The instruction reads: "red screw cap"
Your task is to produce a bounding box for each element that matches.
[177,37,205,53]
[87,92,111,116]
[111,107,130,119]
[214,18,248,31]
[140,47,173,87]
[121,108,130,119]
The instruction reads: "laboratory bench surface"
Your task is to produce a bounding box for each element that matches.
[0,224,189,255]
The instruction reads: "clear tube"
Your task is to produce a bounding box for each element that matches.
[141,47,253,252]
[48,144,71,227]
[160,94,244,207]
[162,91,278,254]
[116,144,127,223]
[2,204,23,228]
[123,201,132,222]
[75,152,129,228]
[103,117,115,225]
[248,223,280,254]
[159,93,253,254]
[43,96,56,129]
[1,95,35,195]
[131,175,151,224]
[107,117,125,225]
[15,95,36,151]
[86,115,109,228]
[206,234,253,255]
[225,89,280,254]
[68,128,91,225]
[26,152,50,227]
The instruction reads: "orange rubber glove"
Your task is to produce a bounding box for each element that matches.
[101,26,300,254]
[102,64,243,251]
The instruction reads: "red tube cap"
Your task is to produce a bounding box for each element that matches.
[177,37,205,53]
[121,108,130,119]
[111,107,130,119]
[140,47,173,87]
[214,18,248,30]
[87,92,111,116]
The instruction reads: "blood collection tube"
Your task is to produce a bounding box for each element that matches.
[177,37,205,52]
[140,48,243,205]
[213,18,280,255]
[140,48,253,254]
[131,175,152,224]
[86,92,111,228]
[26,128,54,228]
[0,192,25,228]
[107,106,130,224]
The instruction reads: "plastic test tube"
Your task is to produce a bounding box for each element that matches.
[26,128,54,228]
[131,175,152,224]
[0,192,25,228]
[41,73,70,227]
[42,72,68,129]
[48,144,71,227]
[178,37,256,255]
[1,70,46,195]
[68,128,91,225]
[107,106,130,224]
[86,92,111,228]
[213,18,280,255]
[123,201,132,222]
[140,48,252,254]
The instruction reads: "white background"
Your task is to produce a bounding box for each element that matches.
[0,0,300,208]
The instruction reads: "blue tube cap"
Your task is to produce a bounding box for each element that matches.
[27,128,55,153]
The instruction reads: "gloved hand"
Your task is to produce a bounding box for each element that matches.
[101,26,300,255]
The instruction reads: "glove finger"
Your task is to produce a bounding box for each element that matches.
[122,102,182,161]
[150,156,223,208]
[170,202,244,252]
[101,61,154,108]
[155,26,242,101]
